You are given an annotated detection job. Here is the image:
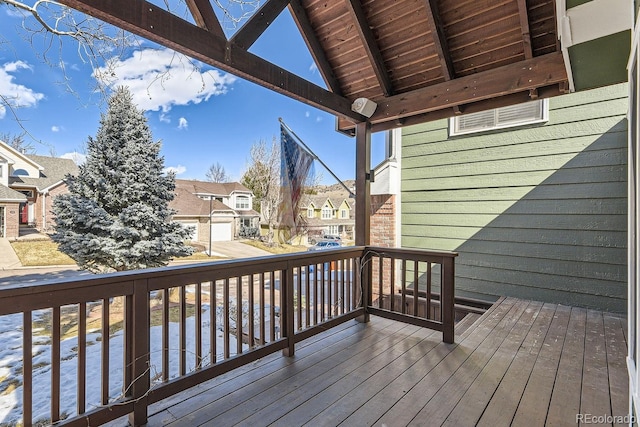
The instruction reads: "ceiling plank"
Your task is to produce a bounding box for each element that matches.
[230,0,290,50]
[516,0,533,58]
[344,0,394,96]
[336,53,566,131]
[288,0,343,95]
[57,0,363,122]
[185,0,225,39]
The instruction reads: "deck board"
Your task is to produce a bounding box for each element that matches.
[102,298,629,427]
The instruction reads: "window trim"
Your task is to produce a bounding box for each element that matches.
[321,207,332,219]
[449,99,549,136]
[235,195,250,210]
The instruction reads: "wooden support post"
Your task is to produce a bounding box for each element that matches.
[128,279,150,426]
[441,257,455,343]
[355,121,371,323]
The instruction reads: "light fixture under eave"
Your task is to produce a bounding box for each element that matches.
[351,97,378,118]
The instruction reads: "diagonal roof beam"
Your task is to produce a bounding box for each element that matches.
[230,0,290,50]
[424,0,459,114]
[288,0,342,95]
[185,0,225,39]
[338,53,567,129]
[57,0,364,122]
[344,0,394,96]
[516,0,533,59]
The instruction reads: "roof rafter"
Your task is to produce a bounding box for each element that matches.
[288,0,343,95]
[185,0,225,38]
[230,0,290,49]
[344,0,394,96]
[516,0,533,59]
[57,0,364,122]
[424,0,460,114]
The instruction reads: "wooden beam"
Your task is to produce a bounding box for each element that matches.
[369,53,566,124]
[185,0,225,39]
[230,0,290,49]
[344,0,394,96]
[337,82,565,133]
[288,0,343,95]
[516,0,533,58]
[57,0,363,122]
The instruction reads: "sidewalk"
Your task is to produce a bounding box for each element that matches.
[0,238,22,270]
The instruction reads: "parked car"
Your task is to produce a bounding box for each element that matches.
[307,240,342,251]
[322,234,342,241]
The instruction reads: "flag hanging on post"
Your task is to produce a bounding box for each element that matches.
[278,124,314,236]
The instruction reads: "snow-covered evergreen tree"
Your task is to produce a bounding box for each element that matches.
[52,87,193,272]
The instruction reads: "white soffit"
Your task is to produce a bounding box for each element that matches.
[563,0,632,47]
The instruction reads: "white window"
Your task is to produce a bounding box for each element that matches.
[327,225,339,235]
[449,99,548,136]
[235,195,250,210]
[321,207,332,219]
[240,218,252,228]
[307,207,314,218]
[0,165,3,178]
[340,209,348,219]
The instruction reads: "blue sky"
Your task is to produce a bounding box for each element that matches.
[0,3,385,184]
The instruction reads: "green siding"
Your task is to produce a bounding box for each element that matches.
[401,84,628,312]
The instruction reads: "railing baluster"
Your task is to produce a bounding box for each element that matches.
[100,299,109,405]
[78,302,87,414]
[249,274,255,349]
[195,282,202,370]
[162,289,169,381]
[52,306,61,421]
[314,264,319,325]
[320,264,326,321]
[333,261,339,317]
[269,271,275,342]
[224,278,230,359]
[210,281,216,364]
[180,285,186,376]
[427,263,432,320]
[296,267,302,330]
[237,276,243,355]
[400,260,407,314]
[441,256,455,343]
[259,273,265,345]
[23,311,32,427]
[378,256,383,309]
[129,279,150,426]
[305,266,310,328]
[389,257,395,312]
[414,261,419,317]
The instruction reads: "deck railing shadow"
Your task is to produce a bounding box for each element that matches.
[0,245,456,427]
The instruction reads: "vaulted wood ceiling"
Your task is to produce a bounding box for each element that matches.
[58,0,568,135]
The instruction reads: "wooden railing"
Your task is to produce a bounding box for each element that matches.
[0,246,456,426]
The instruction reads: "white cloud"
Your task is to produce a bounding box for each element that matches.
[94,49,237,113]
[315,116,323,123]
[159,113,171,123]
[309,62,318,74]
[164,165,186,175]
[0,61,45,119]
[51,126,61,132]
[178,117,188,129]
[60,152,87,165]
[305,111,310,118]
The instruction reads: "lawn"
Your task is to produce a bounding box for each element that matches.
[11,240,76,266]
[10,240,221,267]
[242,239,307,254]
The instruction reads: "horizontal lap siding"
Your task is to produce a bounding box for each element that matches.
[401,84,628,312]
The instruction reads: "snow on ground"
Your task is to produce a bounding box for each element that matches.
[0,302,248,426]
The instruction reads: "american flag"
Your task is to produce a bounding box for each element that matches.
[278,124,314,234]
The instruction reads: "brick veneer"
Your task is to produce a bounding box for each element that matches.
[370,194,396,247]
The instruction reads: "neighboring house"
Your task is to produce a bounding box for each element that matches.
[300,193,354,241]
[170,179,259,243]
[372,83,628,313]
[0,140,78,239]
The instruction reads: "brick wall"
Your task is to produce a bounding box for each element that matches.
[370,194,396,247]
[2,203,20,239]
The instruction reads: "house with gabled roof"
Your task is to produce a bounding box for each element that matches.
[0,140,78,239]
[170,179,259,243]
[300,192,354,241]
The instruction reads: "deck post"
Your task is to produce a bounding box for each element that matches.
[355,121,371,323]
[441,257,455,343]
[282,266,296,357]
[128,279,150,426]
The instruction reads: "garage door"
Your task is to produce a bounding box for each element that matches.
[210,222,232,241]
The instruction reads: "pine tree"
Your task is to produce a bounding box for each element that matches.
[52,87,193,272]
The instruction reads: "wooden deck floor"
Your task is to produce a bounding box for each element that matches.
[106,297,629,426]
